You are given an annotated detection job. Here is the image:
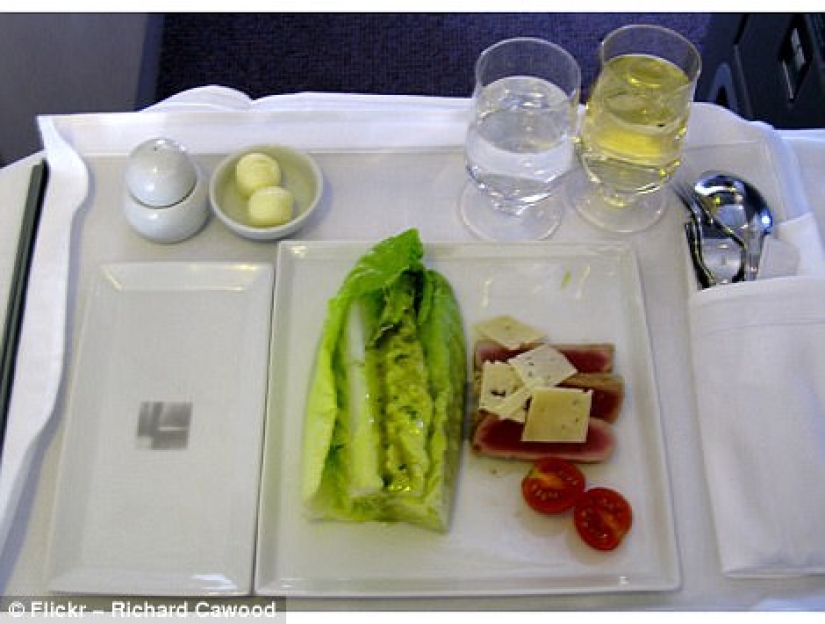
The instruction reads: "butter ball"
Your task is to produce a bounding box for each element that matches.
[235,153,282,197]
[248,186,294,227]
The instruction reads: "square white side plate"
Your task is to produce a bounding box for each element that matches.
[46,262,273,595]
[255,241,679,596]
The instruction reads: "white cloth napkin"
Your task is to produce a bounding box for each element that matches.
[758,213,825,280]
[688,212,825,577]
[776,213,825,277]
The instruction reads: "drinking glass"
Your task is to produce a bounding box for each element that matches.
[459,37,581,241]
[570,25,701,233]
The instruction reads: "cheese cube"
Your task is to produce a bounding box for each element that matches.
[509,344,577,388]
[521,387,592,443]
[474,315,545,350]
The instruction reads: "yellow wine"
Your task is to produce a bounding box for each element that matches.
[580,53,693,195]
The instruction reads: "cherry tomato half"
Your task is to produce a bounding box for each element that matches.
[521,457,587,515]
[573,487,633,551]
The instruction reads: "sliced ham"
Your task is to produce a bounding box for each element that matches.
[560,373,624,423]
[474,339,614,374]
[471,412,616,463]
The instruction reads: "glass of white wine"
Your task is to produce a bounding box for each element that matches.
[460,37,581,241]
[570,24,701,233]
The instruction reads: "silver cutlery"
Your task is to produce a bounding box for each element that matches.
[674,181,746,288]
[692,172,774,282]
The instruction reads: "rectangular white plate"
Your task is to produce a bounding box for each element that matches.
[46,262,274,595]
[256,241,679,596]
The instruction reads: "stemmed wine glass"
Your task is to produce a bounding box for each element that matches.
[459,37,581,241]
[569,24,701,233]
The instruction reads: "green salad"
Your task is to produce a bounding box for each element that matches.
[301,229,466,532]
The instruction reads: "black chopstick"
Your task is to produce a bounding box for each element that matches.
[0,160,49,457]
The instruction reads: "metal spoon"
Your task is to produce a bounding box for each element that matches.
[674,182,745,287]
[697,222,746,286]
[693,172,774,281]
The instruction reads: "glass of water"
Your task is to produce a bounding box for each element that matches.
[459,37,581,241]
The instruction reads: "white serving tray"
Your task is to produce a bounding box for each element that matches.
[4,96,815,606]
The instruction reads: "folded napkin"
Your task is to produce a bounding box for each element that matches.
[775,213,825,277]
[757,213,825,280]
[688,213,825,577]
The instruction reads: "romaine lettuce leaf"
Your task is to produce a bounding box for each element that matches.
[300,230,466,532]
[385,269,466,531]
